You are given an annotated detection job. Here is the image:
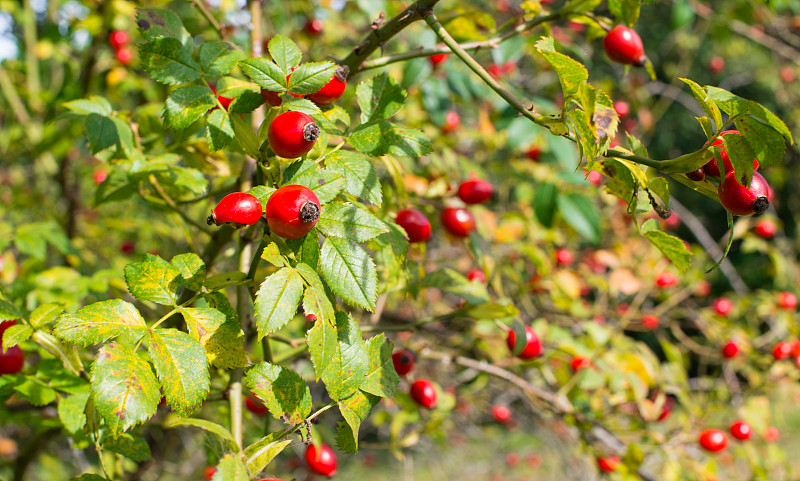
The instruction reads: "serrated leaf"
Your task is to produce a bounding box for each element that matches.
[239,58,286,92]
[299,234,320,269]
[306,315,337,380]
[200,41,245,79]
[282,96,322,115]
[360,334,399,398]
[163,414,239,450]
[421,268,489,305]
[181,306,247,369]
[211,454,249,481]
[206,108,234,152]
[283,160,345,204]
[244,433,292,474]
[30,303,63,328]
[357,72,407,122]
[228,90,265,114]
[245,362,312,424]
[267,34,302,74]
[163,85,215,130]
[2,323,32,350]
[536,37,588,98]
[319,237,377,311]
[91,342,160,435]
[124,254,181,305]
[316,105,351,136]
[58,387,90,434]
[642,229,692,273]
[336,389,381,454]
[147,329,209,416]
[102,433,152,462]
[137,9,187,42]
[170,253,206,291]
[317,202,388,242]
[287,62,337,95]
[248,185,276,207]
[63,96,112,116]
[94,168,136,206]
[85,114,118,154]
[325,151,381,206]
[607,0,640,26]
[0,299,22,321]
[54,300,146,346]
[335,421,358,454]
[254,267,304,339]
[349,121,432,158]
[557,192,601,244]
[705,86,793,143]
[735,116,786,169]
[140,37,201,85]
[320,312,369,401]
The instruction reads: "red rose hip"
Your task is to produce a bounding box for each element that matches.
[207,192,263,227]
[491,404,512,423]
[268,111,320,158]
[603,25,646,66]
[777,291,797,310]
[410,379,438,408]
[307,65,349,105]
[457,178,493,204]
[245,396,268,416]
[713,297,733,316]
[718,170,770,216]
[597,456,620,472]
[395,209,431,243]
[699,428,728,452]
[265,185,321,239]
[305,443,337,476]
[507,325,542,360]
[441,207,475,237]
[753,219,776,239]
[729,420,752,441]
[722,340,739,359]
[109,30,131,49]
[392,349,415,376]
[571,355,591,372]
[0,345,24,375]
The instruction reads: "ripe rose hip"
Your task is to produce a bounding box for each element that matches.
[410,378,438,409]
[777,291,797,310]
[116,46,134,65]
[641,314,659,330]
[0,319,17,337]
[217,95,234,111]
[507,325,542,360]
[657,394,676,421]
[93,169,108,185]
[304,18,323,35]
[0,345,24,375]
[429,52,448,68]
[204,466,217,480]
[721,340,739,359]
[395,209,431,243]
[109,30,131,49]
[719,171,771,216]
[603,25,646,66]
[392,349,415,376]
[597,456,620,472]
[305,443,337,476]
[729,420,752,441]
[773,341,793,360]
[555,248,573,266]
[709,55,725,73]
[467,268,486,283]
[753,219,776,239]
[207,192,263,227]
[458,177,493,204]
[491,404,512,423]
[765,426,780,442]
[587,170,602,185]
[245,395,268,416]
[613,100,631,119]
[699,429,728,452]
[265,185,321,239]
[526,145,542,162]
[571,355,591,372]
[655,271,678,288]
[307,65,349,105]
[441,110,461,133]
[713,297,733,316]
[268,111,320,158]
[441,207,475,237]
[704,130,759,177]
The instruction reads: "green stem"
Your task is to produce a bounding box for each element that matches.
[192,0,225,38]
[229,369,244,449]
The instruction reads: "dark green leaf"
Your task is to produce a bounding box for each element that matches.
[360,334,399,398]
[85,114,118,154]
[102,433,152,462]
[319,237,377,311]
[288,62,337,95]
[325,151,382,205]
[267,34,302,74]
[534,182,557,227]
[163,85,215,130]
[245,362,313,424]
[556,192,601,243]
[140,37,201,85]
[238,58,286,92]
[206,109,234,152]
[317,202,388,242]
[200,41,244,79]
[137,9,187,42]
[336,389,381,454]
[356,72,407,122]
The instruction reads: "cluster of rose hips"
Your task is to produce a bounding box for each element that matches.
[0,319,24,375]
[698,420,757,453]
[390,348,439,409]
[108,30,133,66]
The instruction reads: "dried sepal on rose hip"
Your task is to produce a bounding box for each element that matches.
[265,185,321,239]
[207,192,263,227]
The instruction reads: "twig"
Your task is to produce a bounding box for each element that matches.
[192,0,226,38]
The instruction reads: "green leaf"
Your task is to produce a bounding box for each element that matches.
[282,96,322,115]
[206,109,234,152]
[319,237,377,311]
[2,323,32,350]
[534,182,557,227]
[71,475,109,481]
[325,151,382,206]
[137,9,187,42]
[254,267,304,339]
[705,86,793,143]
[163,85,215,130]
[244,433,292,474]
[228,90,266,114]
[102,433,152,462]
[306,316,337,380]
[267,34,302,74]
[320,312,370,401]
[283,160,345,204]
[239,58,286,92]
[200,41,244,79]
[299,234,321,269]
[29,303,63,328]
[0,299,22,321]
[147,329,209,416]
[349,121,433,158]
[421,268,489,305]
[356,72,407,122]
[63,96,113,116]
[360,334,399,398]
[288,62,337,95]
[723,132,755,187]
[557,192,601,243]
[245,362,313,424]
[210,454,249,481]
[94,168,136,206]
[170,253,206,291]
[181,306,247,370]
[54,300,147,346]
[58,388,90,434]
[163,414,239,451]
[735,116,786,169]
[140,37,201,85]
[316,105,351,136]
[336,389,381,454]
[124,254,181,306]
[317,202,388,242]
[15,378,57,405]
[91,342,160,435]
[302,281,335,325]
[231,114,260,158]
[535,37,588,98]
[680,78,722,130]
[85,114,119,154]
[642,228,693,273]
[607,0,640,25]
